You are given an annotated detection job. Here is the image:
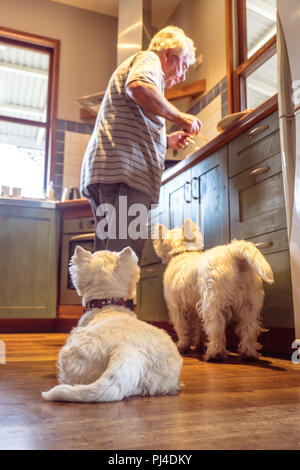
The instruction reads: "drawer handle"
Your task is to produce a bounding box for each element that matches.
[248,166,270,177]
[191,177,199,200]
[248,125,269,138]
[70,233,95,241]
[184,181,192,203]
[255,241,273,249]
[144,268,154,273]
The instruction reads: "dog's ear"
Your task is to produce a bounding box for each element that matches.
[72,245,93,265]
[183,218,196,243]
[118,246,138,263]
[153,223,168,240]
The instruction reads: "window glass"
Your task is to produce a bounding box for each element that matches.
[0,42,49,122]
[245,52,277,109]
[0,121,45,198]
[246,0,276,59]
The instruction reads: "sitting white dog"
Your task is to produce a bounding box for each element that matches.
[42,246,182,402]
[153,219,274,361]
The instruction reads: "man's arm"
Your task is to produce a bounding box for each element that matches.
[126,80,202,135]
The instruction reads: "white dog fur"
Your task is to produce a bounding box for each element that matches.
[42,246,182,402]
[153,219,274,361]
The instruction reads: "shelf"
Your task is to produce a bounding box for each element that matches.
[165,79,206,101]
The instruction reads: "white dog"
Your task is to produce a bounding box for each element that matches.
[153,219,274,361]
[42,246,182,402]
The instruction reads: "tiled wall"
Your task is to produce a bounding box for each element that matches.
[53,77,228,198]
[63,131,90,191]
[53,119,93,200]
[166,76,228,162]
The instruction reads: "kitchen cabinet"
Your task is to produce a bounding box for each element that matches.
[228,111,294,331]
[137,263,169,322]
[137,147,229,321]
[162,169,194,229]
[190,146,229,248]
[137,186,170,321]
[137,109,295,354]
[0,204,59,319]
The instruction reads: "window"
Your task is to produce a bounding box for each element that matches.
[0,28,59,198]
[226,0,277,114]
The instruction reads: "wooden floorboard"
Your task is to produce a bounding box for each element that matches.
[0,333,300,450]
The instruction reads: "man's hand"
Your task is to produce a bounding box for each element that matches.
[167,131,194,150]
[175,112,203,135]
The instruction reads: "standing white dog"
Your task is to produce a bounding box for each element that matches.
[153,219,274,361]
[42,246,182,402]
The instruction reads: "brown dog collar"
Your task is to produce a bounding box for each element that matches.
[84,298,125,312]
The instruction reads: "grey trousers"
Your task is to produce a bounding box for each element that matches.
[86,183,152,261]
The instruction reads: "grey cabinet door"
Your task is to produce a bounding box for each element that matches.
[244,230,294,329]
[191,146,229,249]
[163,168,194,229]
[136,263,169,322]
[0,206,58,319]
[140,186,165,267]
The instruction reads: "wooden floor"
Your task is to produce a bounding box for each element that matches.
[0,333,300,450]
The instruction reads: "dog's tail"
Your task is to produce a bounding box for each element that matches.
[42,345,144,403]
[229,240,274,284]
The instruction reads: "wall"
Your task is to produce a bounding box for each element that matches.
[1,0,117,122]
[1,0,117,198]
[165,0,228,161]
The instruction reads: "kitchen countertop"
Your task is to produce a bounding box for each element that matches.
[0,196,57,209]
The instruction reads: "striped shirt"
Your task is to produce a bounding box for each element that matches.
[80,51,166,204]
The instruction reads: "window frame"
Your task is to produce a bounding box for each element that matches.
[0,27,60,193]
[225,0,277,114]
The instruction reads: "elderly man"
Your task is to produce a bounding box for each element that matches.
[81,25,202,260]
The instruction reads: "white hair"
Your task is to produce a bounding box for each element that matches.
[148,26,196,66]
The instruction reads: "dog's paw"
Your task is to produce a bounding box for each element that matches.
[195,344,206,355]
[204,354,225,362]
[204,350,228,362]
[239,353,260,362]
[176,341,191,354]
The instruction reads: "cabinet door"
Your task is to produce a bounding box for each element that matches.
[0,206,58,319]
[136,263,169,321]
[163,169,194,229]
[140,186,165,267]
[191,146,229,249]
[229,153,287,240]
[245,229,294,329]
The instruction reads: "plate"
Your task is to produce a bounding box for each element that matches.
[217,109,253,132]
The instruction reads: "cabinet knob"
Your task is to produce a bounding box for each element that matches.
[248,166,270,177]
[248,125,269,139]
